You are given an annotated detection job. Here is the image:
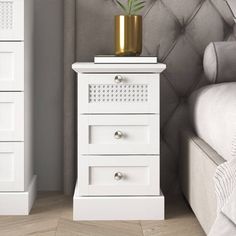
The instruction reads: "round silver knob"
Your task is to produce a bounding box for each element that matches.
[114,172,123,181]
[114,131,123,139]
[114,75,123,83]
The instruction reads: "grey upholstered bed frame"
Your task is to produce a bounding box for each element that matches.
[181,130,225,234]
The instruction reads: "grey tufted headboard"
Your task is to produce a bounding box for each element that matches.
[76,0,235,193]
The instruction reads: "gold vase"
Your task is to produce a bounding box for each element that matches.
[115,15,142,56]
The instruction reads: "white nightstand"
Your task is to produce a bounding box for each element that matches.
[72,62,166,220]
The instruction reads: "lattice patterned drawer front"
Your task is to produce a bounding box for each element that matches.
[79,74,159,114]
[0,0,23,40]
[89,84,149,103]
[0,1,13,30]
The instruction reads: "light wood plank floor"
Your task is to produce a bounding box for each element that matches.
[0,192,205,236]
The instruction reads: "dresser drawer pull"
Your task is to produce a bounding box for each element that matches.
[114,131,123,139]
[114,75,123,84]
[114,172,123,181]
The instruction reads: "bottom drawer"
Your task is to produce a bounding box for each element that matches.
[79,156,160,196]
[0,142,24,191]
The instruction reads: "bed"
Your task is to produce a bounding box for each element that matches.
[181,42,236,234]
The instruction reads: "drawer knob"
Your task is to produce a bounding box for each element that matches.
[114,172,123,181]
[114,131,123,139]
[114,75,123,83]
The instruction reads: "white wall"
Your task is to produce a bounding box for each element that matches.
[34,0,63,191]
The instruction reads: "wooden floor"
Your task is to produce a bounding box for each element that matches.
[0,192,205,236]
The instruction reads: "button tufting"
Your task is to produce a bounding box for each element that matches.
[180,26,185,34]
[180,97,188,104]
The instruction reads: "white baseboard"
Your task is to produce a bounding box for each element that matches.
[0,175,37,215]
[73,182,165,221]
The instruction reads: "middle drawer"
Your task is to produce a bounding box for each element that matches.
[0,92,24,141]
[0,42,24,91]
[79,115,159,155]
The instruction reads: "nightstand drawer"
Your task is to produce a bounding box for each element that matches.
[80,115,160,155]
[0,92,24,141]
[0,0,24,40]
[0,42,24,91]
[0,142,24,191]
[79,73,159,114]
[79,156,160,196]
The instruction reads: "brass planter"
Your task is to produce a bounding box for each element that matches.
[115,15,142,56]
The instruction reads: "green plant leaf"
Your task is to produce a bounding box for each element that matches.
[133,1,145,8]
[128,0,132,14]
[131,4,145,14]
[115,0,145,15]
[132,0,143,6]
[116,0,127,14]
[128,0,132,8]
[130,0,145,15]
[128,0,134,15]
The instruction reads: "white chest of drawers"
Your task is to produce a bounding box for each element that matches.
[0,0,36,215]
[73,62,166,220]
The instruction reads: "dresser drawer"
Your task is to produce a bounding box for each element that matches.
[80,115,160,155]
[79,156,160,196]
[78,73,159,114]
[0,42,24,91]
[0,0,24,40]
[0,92,24,141]
[0,142,24,191]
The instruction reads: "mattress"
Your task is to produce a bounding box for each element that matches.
[189,82,236,161]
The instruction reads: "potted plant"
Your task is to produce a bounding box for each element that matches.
[115,0,145,56]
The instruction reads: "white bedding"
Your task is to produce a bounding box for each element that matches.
[209,158,236,236]
[189,83,236,161]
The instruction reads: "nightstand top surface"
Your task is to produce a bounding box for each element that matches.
[72,62,166,73]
